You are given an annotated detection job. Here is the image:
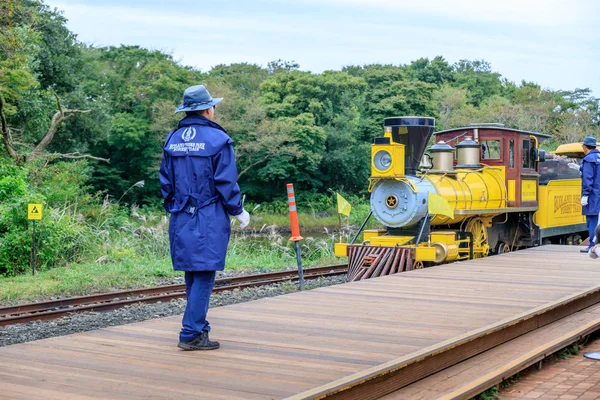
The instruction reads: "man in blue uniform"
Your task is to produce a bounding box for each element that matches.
[580,136,600,253]
[159,85,250,350]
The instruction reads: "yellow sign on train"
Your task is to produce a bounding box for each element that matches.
[28,204,43,220]
[428,193,454,219]
[521,180,537,202]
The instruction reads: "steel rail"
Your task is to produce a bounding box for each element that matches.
[0,265,347,326]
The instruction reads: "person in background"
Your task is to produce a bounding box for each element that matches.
[580,136,600,253]
[159,85,250,350]
[589,223,600,259]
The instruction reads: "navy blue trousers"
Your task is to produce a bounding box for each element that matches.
[586,214,599,249]
[180,271,216,342]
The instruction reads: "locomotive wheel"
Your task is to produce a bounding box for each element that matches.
[466,218,490,258]
[565,234,582,246]
[413,260,424,270]
[496,242,510,254]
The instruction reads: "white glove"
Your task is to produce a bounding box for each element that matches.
[235,210,250,229]
[582,196,589,206]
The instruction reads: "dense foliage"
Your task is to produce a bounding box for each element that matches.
[0,0,599,274]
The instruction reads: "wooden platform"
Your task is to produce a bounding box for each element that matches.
[1,245,599,399]
[383,301,600,399]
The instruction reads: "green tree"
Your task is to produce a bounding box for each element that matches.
[408,56,455,85]
[0,1,100,165]
[33,3,83,92]
[344,64,437,139]
[453,59,503,106]
[83,45,202,202]
[258,70,369,197]
[209,62,268,98]
[552,89,600,142]
[433,85,476,130]
[0,0,40,161]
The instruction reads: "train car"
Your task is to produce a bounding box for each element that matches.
[553,142,585,159]
[336,116,587,280]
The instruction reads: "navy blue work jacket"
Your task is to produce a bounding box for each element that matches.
[581,149,600,215]
[159,116,243,271]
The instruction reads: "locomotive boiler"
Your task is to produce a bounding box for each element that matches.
[336,117,587,280]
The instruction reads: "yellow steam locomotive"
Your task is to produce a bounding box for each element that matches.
[336,117,586,280]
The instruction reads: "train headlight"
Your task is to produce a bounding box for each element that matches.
[370,143,403,179]
[374,150,392,171]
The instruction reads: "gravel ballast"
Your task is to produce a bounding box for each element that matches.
[0,275,346,347]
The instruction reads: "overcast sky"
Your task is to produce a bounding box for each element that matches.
[49,0,599,96]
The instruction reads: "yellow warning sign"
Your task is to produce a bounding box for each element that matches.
[28,204,43,220]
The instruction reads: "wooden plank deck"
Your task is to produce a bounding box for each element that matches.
[382,302,600,399]
[0,245,599,399]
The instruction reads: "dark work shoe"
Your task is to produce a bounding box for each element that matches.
[581,249,590,253]
[178,331,220,351]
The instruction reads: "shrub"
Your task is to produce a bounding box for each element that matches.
[0,158,92,275]
[28,160,92,208]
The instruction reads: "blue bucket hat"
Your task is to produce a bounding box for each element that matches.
[582,137,597,147]
[174,85,223,113]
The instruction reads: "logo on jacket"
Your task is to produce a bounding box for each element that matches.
[182,127,197,142]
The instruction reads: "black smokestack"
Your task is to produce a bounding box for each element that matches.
[384,116,435,176]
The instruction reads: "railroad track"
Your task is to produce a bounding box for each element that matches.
[0,265,348,326]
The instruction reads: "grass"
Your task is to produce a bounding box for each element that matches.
[250,213,342,231]
[0,193,368,303]
[0,256,175,302]
[1,160,368,302]
[558,344,579,359]
[0,233,345,303]
[227,235,342,271]
[245,203,378,232]
[474,386,499,400]
[250,214,383,233]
